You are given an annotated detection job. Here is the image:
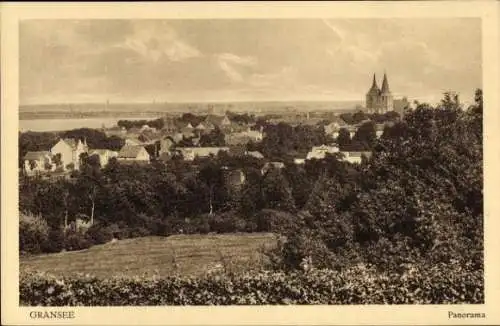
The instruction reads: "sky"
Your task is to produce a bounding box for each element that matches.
[19,19,481,105]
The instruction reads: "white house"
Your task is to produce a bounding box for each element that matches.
[306,145,340,160]
[50,138,88,170]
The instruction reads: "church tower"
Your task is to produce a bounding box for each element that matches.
[365,72,394,114]
[379,73,394,113]
[366,74,381,113]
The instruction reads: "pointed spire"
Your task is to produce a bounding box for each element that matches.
[367,73,380,94]
[381,72,390,93]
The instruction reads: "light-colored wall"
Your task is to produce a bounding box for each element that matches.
[137,147,150,161]
[51,140,74,169]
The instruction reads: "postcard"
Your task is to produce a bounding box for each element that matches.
[1,1,500,325]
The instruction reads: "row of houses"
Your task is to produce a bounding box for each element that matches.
[23,138,151,175]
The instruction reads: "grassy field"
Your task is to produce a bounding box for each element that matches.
[20,233,278,278]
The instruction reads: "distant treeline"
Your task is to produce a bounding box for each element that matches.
[117,118,165,130]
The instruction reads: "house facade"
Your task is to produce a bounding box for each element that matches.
[23,151,53,175]
[50,138,88,170]
[177,147,229,161]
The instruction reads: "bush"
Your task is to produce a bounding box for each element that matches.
[267,229,335,271]
[64,231,92,251]
[252,209,302,234]
[41,228,66,253]
[127,227,151,238]
[85,224,114,245]
[20,262,483,306]
[19,213,49,255]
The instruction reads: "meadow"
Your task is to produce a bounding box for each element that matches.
[20,233,278,278]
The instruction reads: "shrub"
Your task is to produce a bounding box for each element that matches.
[85,224,114,245]
[19,213,49,255]
[20,262,483,306]
[41,228,66,253]
[252,209,302,234]
[127,227,151,238]
[268,229,335,271]
[64,231,92,251]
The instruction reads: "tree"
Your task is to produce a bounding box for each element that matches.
[352,121,376,149]
[352,111,368,125]
[199,127,225,147]
[261,168,296,212]
[53,153,62,167]
[337,128,351,150]
[198,161,226,215]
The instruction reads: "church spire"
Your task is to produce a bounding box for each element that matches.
[367,73,380,94]
[381,72,390,93]
[371,73,378,89]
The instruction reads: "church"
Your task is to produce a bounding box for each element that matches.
[365,73,394,114]
[365,73,409,115]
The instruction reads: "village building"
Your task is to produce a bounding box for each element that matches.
[394,97,410,116]
[117,145,150,163]
[50,138,89,170]
[125,138,142,146]
[204,114,232,129]
[224,128,264,146]
[23,151,54,175]
[340,151,373,164]
[88,149,119,167]
[294,158,306,165]
[177,147,230,161]
[306,145,340,160]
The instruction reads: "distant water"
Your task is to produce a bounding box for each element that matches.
[19,116,160,132]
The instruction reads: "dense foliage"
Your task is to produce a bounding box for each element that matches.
[19,90,483,292]
[268,90,483,272]
[20,261,483,305]
[117,118,164,130]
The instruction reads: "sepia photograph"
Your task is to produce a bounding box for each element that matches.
[2,2,500,325]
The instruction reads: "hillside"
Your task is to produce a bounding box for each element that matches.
[20,233,278,278]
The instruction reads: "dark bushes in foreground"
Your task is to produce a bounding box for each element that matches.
[20,262,483,306]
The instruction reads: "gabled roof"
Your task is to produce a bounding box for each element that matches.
[62,138,77,149]
[118,145,146,159]
[24,151,51,161]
